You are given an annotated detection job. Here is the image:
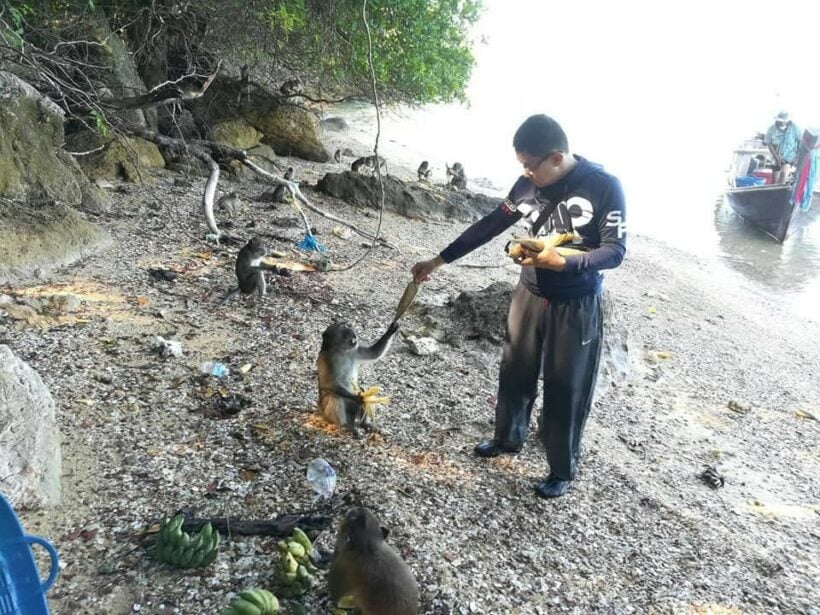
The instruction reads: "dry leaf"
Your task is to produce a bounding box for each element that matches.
[136,296,149,306]
[239,468,258,482]
[794,409,817,421]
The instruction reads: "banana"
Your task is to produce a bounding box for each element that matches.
[226,598,262,615]
[287,542,305,559]
[337,595,357,609]
[359,386,381,398]
[237,590,279,613]
[178,548,195,568]
[189,549,205,569]
[291,528,313,553]
[284,551,298,574]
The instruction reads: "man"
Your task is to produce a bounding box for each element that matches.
[411,115,627,499]
[765,111,802,184]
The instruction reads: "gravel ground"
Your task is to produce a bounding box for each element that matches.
[2,154,819,615]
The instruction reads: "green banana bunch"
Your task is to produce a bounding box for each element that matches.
[275,528,317,598]
[155,514,220,569]
[224,589,280,615]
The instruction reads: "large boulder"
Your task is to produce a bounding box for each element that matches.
[316,171,498,223]
[191,77,329,162]
[0,72,83,204]
[208,118,262,150]
[0,201,106,284]
[68,131,166,182]
[0,345,62,509]
[83,9,155,129]
[245,104,329,162]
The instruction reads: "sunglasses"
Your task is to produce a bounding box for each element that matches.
[522,151,559,172]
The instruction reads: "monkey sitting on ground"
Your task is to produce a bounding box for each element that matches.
[219,237,288,305]
[446,161,467,190]
[351,155,388,175]
[328,507,419,615]
[317,321,399,437]
[271,167,294,204]
[417,160,431,182]
[279,78,303,96]
[216,191,240,218]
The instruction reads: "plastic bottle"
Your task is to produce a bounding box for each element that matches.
[201,361,230,378]
[306,458,336,499]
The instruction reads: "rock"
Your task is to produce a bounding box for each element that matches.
[192,77,329,162]
[320,116,349,131]
[84,10,155,130]
[157,107,199,140]
[450,281,514,343]
[0,72,84,204]
[79,182,113,215]
[0,201,106,284]
[248,104,329,162]
[208,118,262,149]
[405,336,440,356]
[596,289,631,400]
[0,345,62,508]
[317,172,498,223]
[68,131,166,182]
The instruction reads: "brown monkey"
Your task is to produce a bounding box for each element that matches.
[316,322,398,437]
[417,160,431,182]
[328,507,419,615]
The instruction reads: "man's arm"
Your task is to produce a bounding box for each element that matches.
[562,177,627,273]
[436,175,533,264]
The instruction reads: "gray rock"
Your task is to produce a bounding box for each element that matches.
[320,116,349,131]
[316,171,498,223]
[405,336,440,356]
[0,345,62,508]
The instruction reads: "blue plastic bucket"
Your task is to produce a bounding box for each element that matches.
[0,494,60,615]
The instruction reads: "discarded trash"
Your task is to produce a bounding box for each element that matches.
[297,233,326,253]
[201,361,230,378]
[154,336,183,358]
[331,226,353,240]
[306,458,336,499]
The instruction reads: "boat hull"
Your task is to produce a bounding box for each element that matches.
[725,185,796,242]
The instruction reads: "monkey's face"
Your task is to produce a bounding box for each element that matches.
[321,323,358,352]
[339,507,389,551]
[246,238,267,258]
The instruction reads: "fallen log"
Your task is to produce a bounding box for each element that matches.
[176,508,332,537]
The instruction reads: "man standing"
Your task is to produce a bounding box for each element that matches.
[765,111,802,184]
[411,115,627,499]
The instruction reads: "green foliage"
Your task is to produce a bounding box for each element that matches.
[251,0,483,104]
[2,0,484,105]
[90,109,108,138]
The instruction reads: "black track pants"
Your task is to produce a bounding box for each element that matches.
[492,282,603,480]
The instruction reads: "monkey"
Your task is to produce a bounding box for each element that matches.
[328,507,419,615]
[351,155,388,175]
[279,78,303,96]
[316,321,399,437]
[271,167,295,204]
[417,160,431,182]
[216,191,240,218]
[446,161,467,190]
[334,149,342,163]
[219,237,286,305]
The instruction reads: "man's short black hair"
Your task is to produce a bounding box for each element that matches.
[513,114,569,156]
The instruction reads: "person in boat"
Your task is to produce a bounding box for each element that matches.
[764,111,802,185]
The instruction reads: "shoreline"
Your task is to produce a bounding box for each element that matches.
[3,157,819,614]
